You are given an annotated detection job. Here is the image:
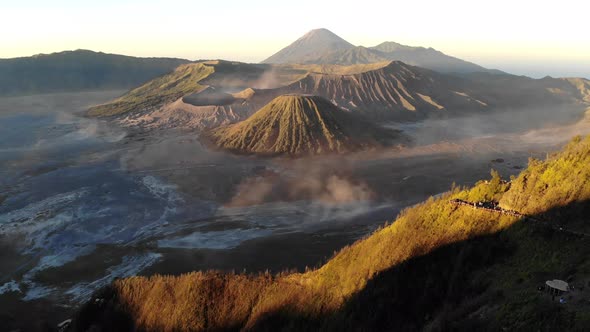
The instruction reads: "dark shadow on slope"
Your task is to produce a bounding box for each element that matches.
[535,200,590,235]
[71,286,134,332]
[247,230,516,332]
[249,200,590,332]
[72,200,590,332]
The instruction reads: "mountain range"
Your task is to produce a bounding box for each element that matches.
[0,50,189,96]
[262,28,492,74]
[3,27,590,332]
[0,29,497,97]
[87,59,589,127]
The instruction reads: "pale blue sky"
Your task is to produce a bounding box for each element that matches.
[1,0,589,78]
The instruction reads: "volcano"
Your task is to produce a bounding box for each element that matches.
[204,94,401,156]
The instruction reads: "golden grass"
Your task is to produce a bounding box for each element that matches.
[112,135,590,331]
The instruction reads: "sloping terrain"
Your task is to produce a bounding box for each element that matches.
[370,41,489,74]
[85,60,299,122]
[204,95,400,155]
[118,88,259,130]
[73,136,590,331]
[313,46,388,66]
[87,59,590,127]
[97,62,406,130]
[262,61,489,119]
[262,29,490,74]
[563,78,590,103]
[262,28,354,65]
[0,50,188,96]
[309,44,489,75]
[461,73,590,109]
[87,63,215,117]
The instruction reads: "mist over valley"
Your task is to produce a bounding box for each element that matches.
[1,23,589,332]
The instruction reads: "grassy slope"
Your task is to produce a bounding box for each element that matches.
[87,63,214,117]
[74,136,590,331]
[205,95,398,155]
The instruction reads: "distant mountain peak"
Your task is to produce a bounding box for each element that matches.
[0,50,190,96]
[307,28,332,33]
[261,29,354,64]
[300,28,343,39]
[263,30,491,74]
[294,28,352,47]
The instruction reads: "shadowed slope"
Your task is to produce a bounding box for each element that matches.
[73,136,590,331]
[205,95,400,155]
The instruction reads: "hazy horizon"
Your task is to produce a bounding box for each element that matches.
[2,0,590,79]
[2,1,590,329]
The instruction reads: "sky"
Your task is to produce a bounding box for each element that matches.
[1,0,589,78]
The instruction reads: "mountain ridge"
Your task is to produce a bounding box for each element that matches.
[262,28,491,74]
[87,62,213,117]
[0,49,190,96]
[256,61,490,119]
[88,60,590,125]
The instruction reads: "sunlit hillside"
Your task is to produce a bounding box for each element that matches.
[74,136,590,331]
[87,63,215,117]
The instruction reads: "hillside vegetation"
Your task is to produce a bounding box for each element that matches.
[204,95,400,155]
[0,50,188,96]
[75,136,590,331]
[87,63,214,117]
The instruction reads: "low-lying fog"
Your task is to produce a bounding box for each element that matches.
[0,91,588,324]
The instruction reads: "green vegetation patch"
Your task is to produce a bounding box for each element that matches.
[87,63,214,117]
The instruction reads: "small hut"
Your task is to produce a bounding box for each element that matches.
[545,279,569,296]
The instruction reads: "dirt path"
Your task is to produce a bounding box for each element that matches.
[449,199,590,237]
